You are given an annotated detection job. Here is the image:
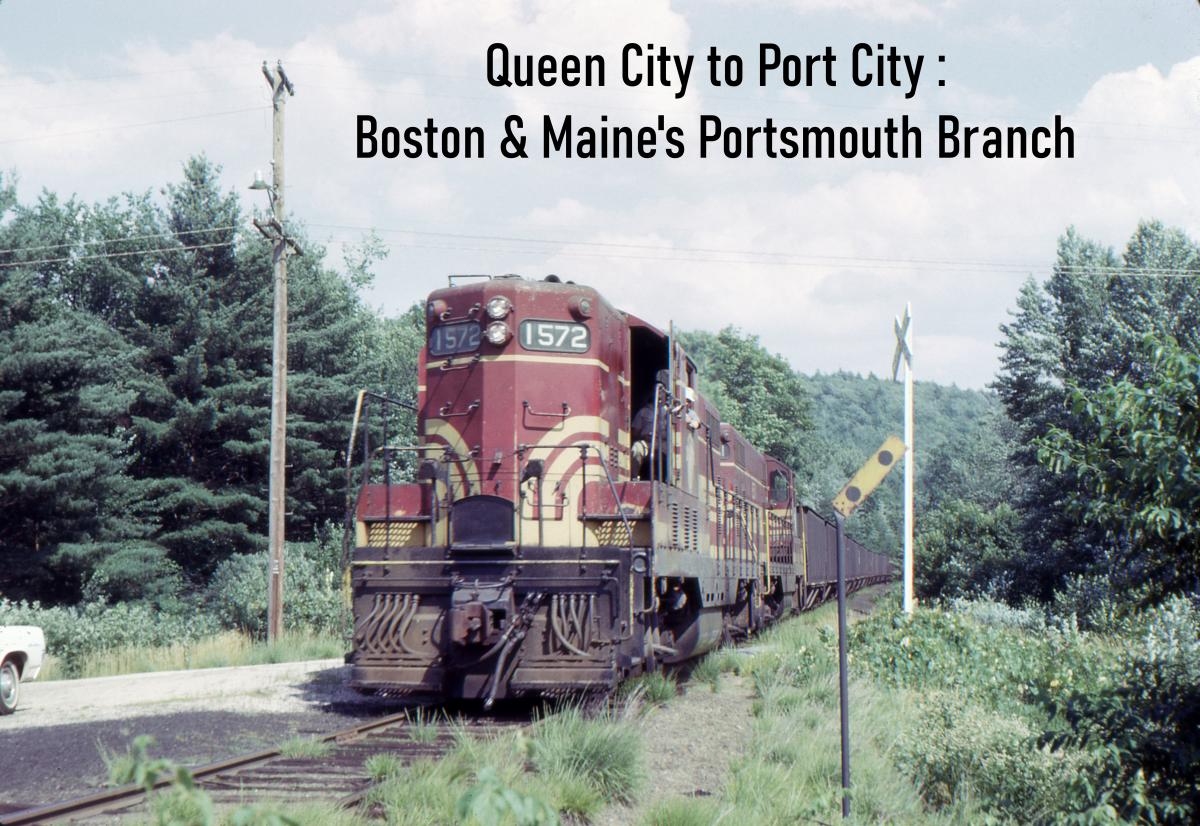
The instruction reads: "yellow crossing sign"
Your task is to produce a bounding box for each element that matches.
[832,435,906,517]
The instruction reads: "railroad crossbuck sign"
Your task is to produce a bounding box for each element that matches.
[832,435,907,517]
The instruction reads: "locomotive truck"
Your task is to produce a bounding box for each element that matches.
[345,275,892,704]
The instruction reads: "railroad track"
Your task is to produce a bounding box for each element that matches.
[0,708,525,825]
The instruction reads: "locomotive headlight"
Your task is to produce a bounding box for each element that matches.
[485,320,511,345]
[486,295,512,319]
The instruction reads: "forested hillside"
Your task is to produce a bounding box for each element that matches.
[798,372,1013,555]
[679,327,1011,556]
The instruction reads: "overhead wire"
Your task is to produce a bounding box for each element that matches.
[0,106,269,145]
[0,240,237,269]
[0,225,239,256]
[0,220,1194,277]
[4,86,266,116]
[306,222,1200,278]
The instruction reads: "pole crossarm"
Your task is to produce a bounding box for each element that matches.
[262,60,295,102]
[251,217,303,255]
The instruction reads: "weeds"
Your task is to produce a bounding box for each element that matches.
[405,706,443,744]
[688,653,723,692]
[619,670,677,707]
[369,757,463,826]
[530,706,643,804]
[278,736,333,759]
[456,767,560,825]
[38,629,346,681]
[364,753,404,781]
[640,796,722,826]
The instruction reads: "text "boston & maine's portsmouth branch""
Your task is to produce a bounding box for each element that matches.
[356,113,1074,160]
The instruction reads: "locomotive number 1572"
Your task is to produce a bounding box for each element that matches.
[520,319,590,353]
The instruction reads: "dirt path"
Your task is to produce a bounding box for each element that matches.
[597,676,756,826]
[0,658,349,729]
[595,584,893,825]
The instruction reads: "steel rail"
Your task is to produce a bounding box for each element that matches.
[0,710,417,825]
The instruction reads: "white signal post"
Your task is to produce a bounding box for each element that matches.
[891,304,915,614]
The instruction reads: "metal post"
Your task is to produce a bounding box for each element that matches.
[263,61,295,643]
[902,304,914,614]
[835,510,851,818]
[892,303,915,615]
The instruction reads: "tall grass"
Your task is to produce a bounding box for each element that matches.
[405,705,445,744]
[367,711,643,824]
[37,630,345,681]
[278,736,334,760]
[619,670,677,706]
[640,797,721,826]
[530,706,643,804]
[652,592,988,825]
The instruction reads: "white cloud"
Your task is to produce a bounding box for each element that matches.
[1,5,1196,390]
[729,0,936,23]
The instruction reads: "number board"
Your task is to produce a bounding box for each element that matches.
[429,321,481,357]
[519,319,590,353]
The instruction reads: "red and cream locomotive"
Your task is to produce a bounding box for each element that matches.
[345,275,892,703]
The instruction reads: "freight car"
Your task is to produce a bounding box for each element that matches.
[345,275,892,704]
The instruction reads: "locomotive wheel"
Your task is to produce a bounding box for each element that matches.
[0,660,19,715]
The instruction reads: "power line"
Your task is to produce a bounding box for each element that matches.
[308,222,1200,277]
[0,106,268,145]
[0,217,1193,278]
[0,63,248,91]
[0,240,236,269]
[0,225,239,256]
[4,87,264,116]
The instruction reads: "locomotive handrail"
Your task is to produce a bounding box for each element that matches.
[436,301,482,322]
[577,444,636,551]
[447,273,492,286]
[341,389,419,570]
[438,400,480,418]
[522,400,571,418]
[436,353,482,372]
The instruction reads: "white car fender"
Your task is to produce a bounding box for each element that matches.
[0,625,46,682]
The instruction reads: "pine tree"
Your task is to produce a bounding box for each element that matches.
[0,270,161,601]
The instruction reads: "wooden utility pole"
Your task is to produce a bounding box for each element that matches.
[892,304,914,614]
[257,61,295,642]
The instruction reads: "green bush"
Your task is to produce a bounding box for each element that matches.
[1049,573,1148,633]
[915,499,1023,602]
[849,602,1117,715]
[204,538,349,638]
[0,597,219,675]
[899,691,1096,820]
[854,599,1200,824]
[949,597,1046,632]
[1045,596,1200,823]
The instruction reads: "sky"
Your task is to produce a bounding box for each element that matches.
[1,1,1197,388]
